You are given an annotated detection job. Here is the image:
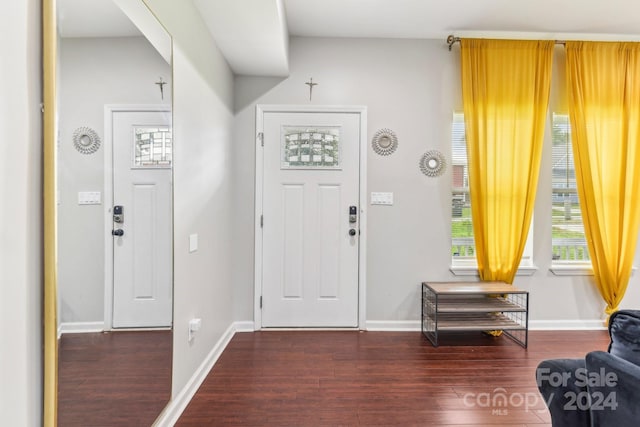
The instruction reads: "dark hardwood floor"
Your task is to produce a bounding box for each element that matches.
[177,330,610,427]
[57,330,172,427]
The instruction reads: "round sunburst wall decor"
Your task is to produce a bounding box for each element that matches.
[371,128,398,156]
[419,150,446,177]
[73,127,101,155]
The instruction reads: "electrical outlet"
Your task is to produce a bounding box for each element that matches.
[188,318,202,342]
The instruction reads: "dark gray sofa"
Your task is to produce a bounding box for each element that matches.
[536,310,640,427]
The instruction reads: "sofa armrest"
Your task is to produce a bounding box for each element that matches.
[586,351,640,427]
[607,310,640,365]
[536,358,589,427]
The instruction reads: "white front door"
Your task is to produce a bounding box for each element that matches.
[260,111,361,327]
[112,110,172,328]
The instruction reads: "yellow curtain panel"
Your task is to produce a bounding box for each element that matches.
[460,39,554,283]
[565,41,640,315]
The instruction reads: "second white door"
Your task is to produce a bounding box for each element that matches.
[261,111,361,327]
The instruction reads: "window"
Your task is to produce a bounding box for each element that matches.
[134,126,172,168]
[281,126,341,169]
[451,113,474,264]
[450,113,534,272]
[551,113,589,263]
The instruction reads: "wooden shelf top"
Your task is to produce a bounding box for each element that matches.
[422,281,526,294]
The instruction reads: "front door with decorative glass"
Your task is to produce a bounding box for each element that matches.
[259,110,361,327]
[112,109,172,328]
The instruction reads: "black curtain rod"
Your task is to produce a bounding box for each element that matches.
[446,35,566,51]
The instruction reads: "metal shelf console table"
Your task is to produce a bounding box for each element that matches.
[421,281,529,348]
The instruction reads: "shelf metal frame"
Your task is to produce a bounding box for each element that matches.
[421,282,529,348]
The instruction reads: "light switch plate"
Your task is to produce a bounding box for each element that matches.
[371,192,394,205]
[78,191,101,205]
[189,234,198,253]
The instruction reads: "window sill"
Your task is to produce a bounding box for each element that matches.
[549,265,593,276]
[549,265,636,276]
[450,265,538,277]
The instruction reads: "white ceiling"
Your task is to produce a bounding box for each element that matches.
[57,0,171,63]
[197,0,640,76]
[58,0,640,75]
[284,0,640,39]
[57,0,141,38]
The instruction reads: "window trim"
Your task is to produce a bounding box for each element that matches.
[450,265,538,277]
[549,264,593,276]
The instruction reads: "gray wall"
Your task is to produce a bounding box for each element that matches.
[58,35,171,325]
[0,0,43,424]
[146,0,236,397]
[233,37,640,326]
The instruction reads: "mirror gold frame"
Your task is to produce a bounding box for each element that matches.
[43,0,58,425]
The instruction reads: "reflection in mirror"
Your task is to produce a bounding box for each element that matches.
[54,0,173,424]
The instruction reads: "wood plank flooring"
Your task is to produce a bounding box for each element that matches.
[177,330,610,426]
[57,330,172,427]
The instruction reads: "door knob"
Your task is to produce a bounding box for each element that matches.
[112,229,124,236]
[349,229,357,236]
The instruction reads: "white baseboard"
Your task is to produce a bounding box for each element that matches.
[529,319,607,330]
[152,321,244,427]
[234,320,256,332]
[365,319,607,331]
[59,321,105,335]
[366,320,421,331]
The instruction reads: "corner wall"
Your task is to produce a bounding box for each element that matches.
[145,0,236,397]
[233,37,640,328]
[0,0,43,425]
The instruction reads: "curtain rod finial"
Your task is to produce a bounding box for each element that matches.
[447,35,460,51]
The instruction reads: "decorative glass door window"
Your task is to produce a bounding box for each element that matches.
[281,126,341,169]
[133,126,172,168]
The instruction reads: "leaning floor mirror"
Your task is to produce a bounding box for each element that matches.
[43,0,174,425]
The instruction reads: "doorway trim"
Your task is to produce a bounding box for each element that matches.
[103,104,172,330]
[254,105,368,330]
